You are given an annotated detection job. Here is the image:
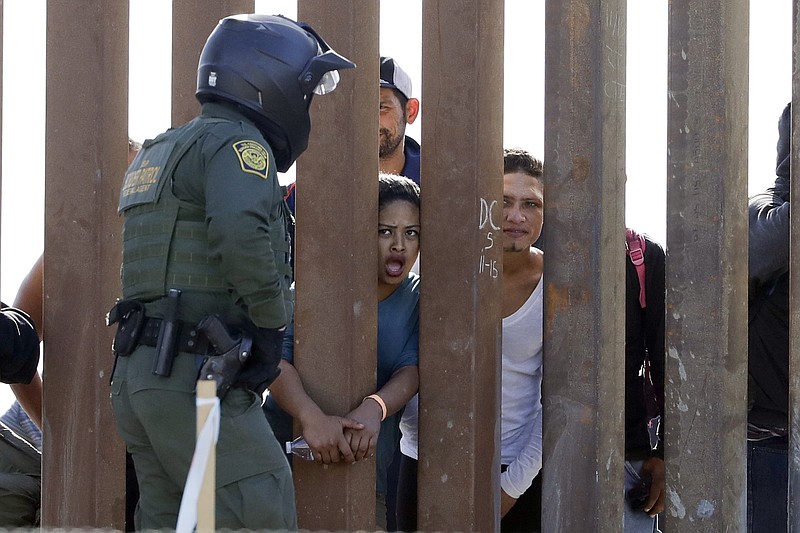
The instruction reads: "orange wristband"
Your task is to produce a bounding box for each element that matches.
[363,394,387,421]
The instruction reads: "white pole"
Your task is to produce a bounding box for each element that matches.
[175,380,219,533]
[196,380,217,533]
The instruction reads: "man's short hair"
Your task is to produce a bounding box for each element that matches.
[504,148,543,180]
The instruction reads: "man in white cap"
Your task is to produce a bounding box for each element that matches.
[284,56,421,216]
[378,56,420,182]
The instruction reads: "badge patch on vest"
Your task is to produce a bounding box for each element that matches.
[232,140,270,179]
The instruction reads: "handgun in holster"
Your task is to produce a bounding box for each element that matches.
[197,314,252,399]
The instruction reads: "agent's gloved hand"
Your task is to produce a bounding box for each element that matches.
[0,306,40,384]
[234,324,284,395]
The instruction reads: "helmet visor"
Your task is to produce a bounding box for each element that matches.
[313,69,340,95]
[296,24,355,97]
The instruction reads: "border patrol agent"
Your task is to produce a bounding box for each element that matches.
[108,14,354,530]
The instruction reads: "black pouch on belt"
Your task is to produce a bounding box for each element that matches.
[107,299,145,357]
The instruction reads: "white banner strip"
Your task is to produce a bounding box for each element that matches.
[176,396,220,533]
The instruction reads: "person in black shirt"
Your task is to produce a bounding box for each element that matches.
[747,102,791,533]
[623,232,666,532]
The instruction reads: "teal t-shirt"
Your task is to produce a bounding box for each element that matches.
[282,272,420,495]
[375,272,420,495]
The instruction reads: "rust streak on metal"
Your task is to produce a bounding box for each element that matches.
[292,1,378,531]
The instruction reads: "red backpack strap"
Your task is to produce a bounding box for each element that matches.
[625,228,646,308]
[283,181,296,201]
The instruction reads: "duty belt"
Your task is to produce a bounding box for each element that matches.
[138,317,212,355]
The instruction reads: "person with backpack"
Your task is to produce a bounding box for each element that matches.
[623,229,666,531]
[747,102,791,533]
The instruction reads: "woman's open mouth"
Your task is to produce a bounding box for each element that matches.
[385,257,406,277]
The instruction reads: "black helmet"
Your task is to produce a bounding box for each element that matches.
[196,14,355,172]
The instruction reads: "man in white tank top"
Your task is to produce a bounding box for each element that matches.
[396,148,544,532]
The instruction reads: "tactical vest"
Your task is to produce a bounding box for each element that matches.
[118,116,293,322]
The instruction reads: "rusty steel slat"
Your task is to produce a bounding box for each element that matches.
[542,1,627,531]
[416,1,504,531]
[664,1,749,530]
[293,1,378,530]
[790,1,800,530]
[171,0,254,127]
[41,1,129,528]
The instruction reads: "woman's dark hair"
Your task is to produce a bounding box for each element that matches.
[378,173,420,211]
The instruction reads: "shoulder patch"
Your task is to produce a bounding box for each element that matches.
[232,140,270,179]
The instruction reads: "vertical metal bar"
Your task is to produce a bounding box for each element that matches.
[664,1,749,530]
[789,1,800,529]
[41,1,128,528]
[541,0,627,531]
[171,0,254,127]
[416,1,503,531]
[293,1,378,530]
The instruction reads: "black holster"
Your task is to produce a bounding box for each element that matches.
[197,314,251,399]
[107,299,145,357]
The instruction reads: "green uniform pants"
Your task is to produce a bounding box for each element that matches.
[111,345,296,530]
[0,425,40,527]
